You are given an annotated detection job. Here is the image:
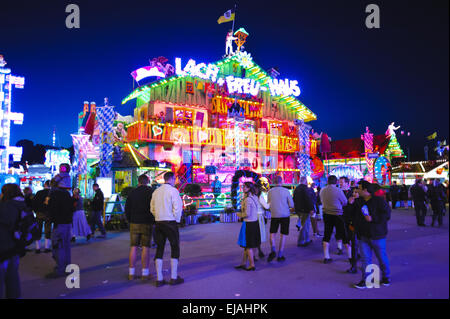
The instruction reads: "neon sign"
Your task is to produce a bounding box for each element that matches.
[225,76,260,96]
[175,57,301,98]
[267,79,301,97]
[175,58,219,82]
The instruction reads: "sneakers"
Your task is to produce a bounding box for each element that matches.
[323,258,333,264]
[381,277,391,286]
[354,280,369,289]
[354,278,391,288]
[277,256,286,262]
[267,251,276,262]
[169,276,184,285]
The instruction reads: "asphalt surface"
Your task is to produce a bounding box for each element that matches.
[18,206,449,299]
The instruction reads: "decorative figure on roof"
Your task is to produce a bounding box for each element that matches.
[436,140,449,157]
[386,122,400,137]
[234,28,249,52]
[149,56,174,76]
[225,30,237,56]
[113,122,127,143]
[310,129,322,140]
[0,54,7,67]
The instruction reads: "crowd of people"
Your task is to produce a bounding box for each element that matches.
[0,164,110,298]
[233,175,448,289]
[0,161,448,297]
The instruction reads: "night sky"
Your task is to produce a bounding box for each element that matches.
[1,0,448,160]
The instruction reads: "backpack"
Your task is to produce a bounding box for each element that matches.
[14,207,40,257]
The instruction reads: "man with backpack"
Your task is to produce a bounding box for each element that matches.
[46,179,74,278]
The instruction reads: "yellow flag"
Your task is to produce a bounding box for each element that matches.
[427,132,437,140]
[217,9,235,24]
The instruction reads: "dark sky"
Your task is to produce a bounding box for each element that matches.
[1,0,448,160]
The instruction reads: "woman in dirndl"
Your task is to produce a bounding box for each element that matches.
[235,182,261,271]
[71,188,92,243]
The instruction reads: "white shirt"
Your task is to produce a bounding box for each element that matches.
[150,184,183,223]
[258,195,270,215]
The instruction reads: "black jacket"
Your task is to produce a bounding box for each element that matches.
[293,184,315,214]
[410,183,427,203]
[342,189,354,225]
[48,188,74,225]
[125,185,155,224]
[32,188,50,213]
[92,189,104,211]
[390,184,400,198]
[0,198,27,261]
[351,196,391,240]
[428,184,447,205]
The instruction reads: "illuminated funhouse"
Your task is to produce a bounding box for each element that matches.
[71,30,321,214]
[120,47,317,194]
[322,125,405,185]
[0,55,25,173]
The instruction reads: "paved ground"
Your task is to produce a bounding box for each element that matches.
[19,207,449,299]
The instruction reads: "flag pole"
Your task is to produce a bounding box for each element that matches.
[232,4,237,33]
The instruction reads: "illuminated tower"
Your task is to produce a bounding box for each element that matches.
[52,127,56,147]
[361,127,374,182]
[0,55,25,173]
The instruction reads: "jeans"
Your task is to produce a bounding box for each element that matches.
[359,237,390,281]
[297,213,311,245]
[90,210,106,235]
[414,201,427,225]
[51,224,72,275]
[0,255,20,299]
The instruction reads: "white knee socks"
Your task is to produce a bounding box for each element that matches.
[171,258,178,280]
[346,244,352,259]
[155,259,163,281]
[323,242,330,259]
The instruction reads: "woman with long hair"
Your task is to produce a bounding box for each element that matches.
[235,182,261,271]
[71,188,92,243]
